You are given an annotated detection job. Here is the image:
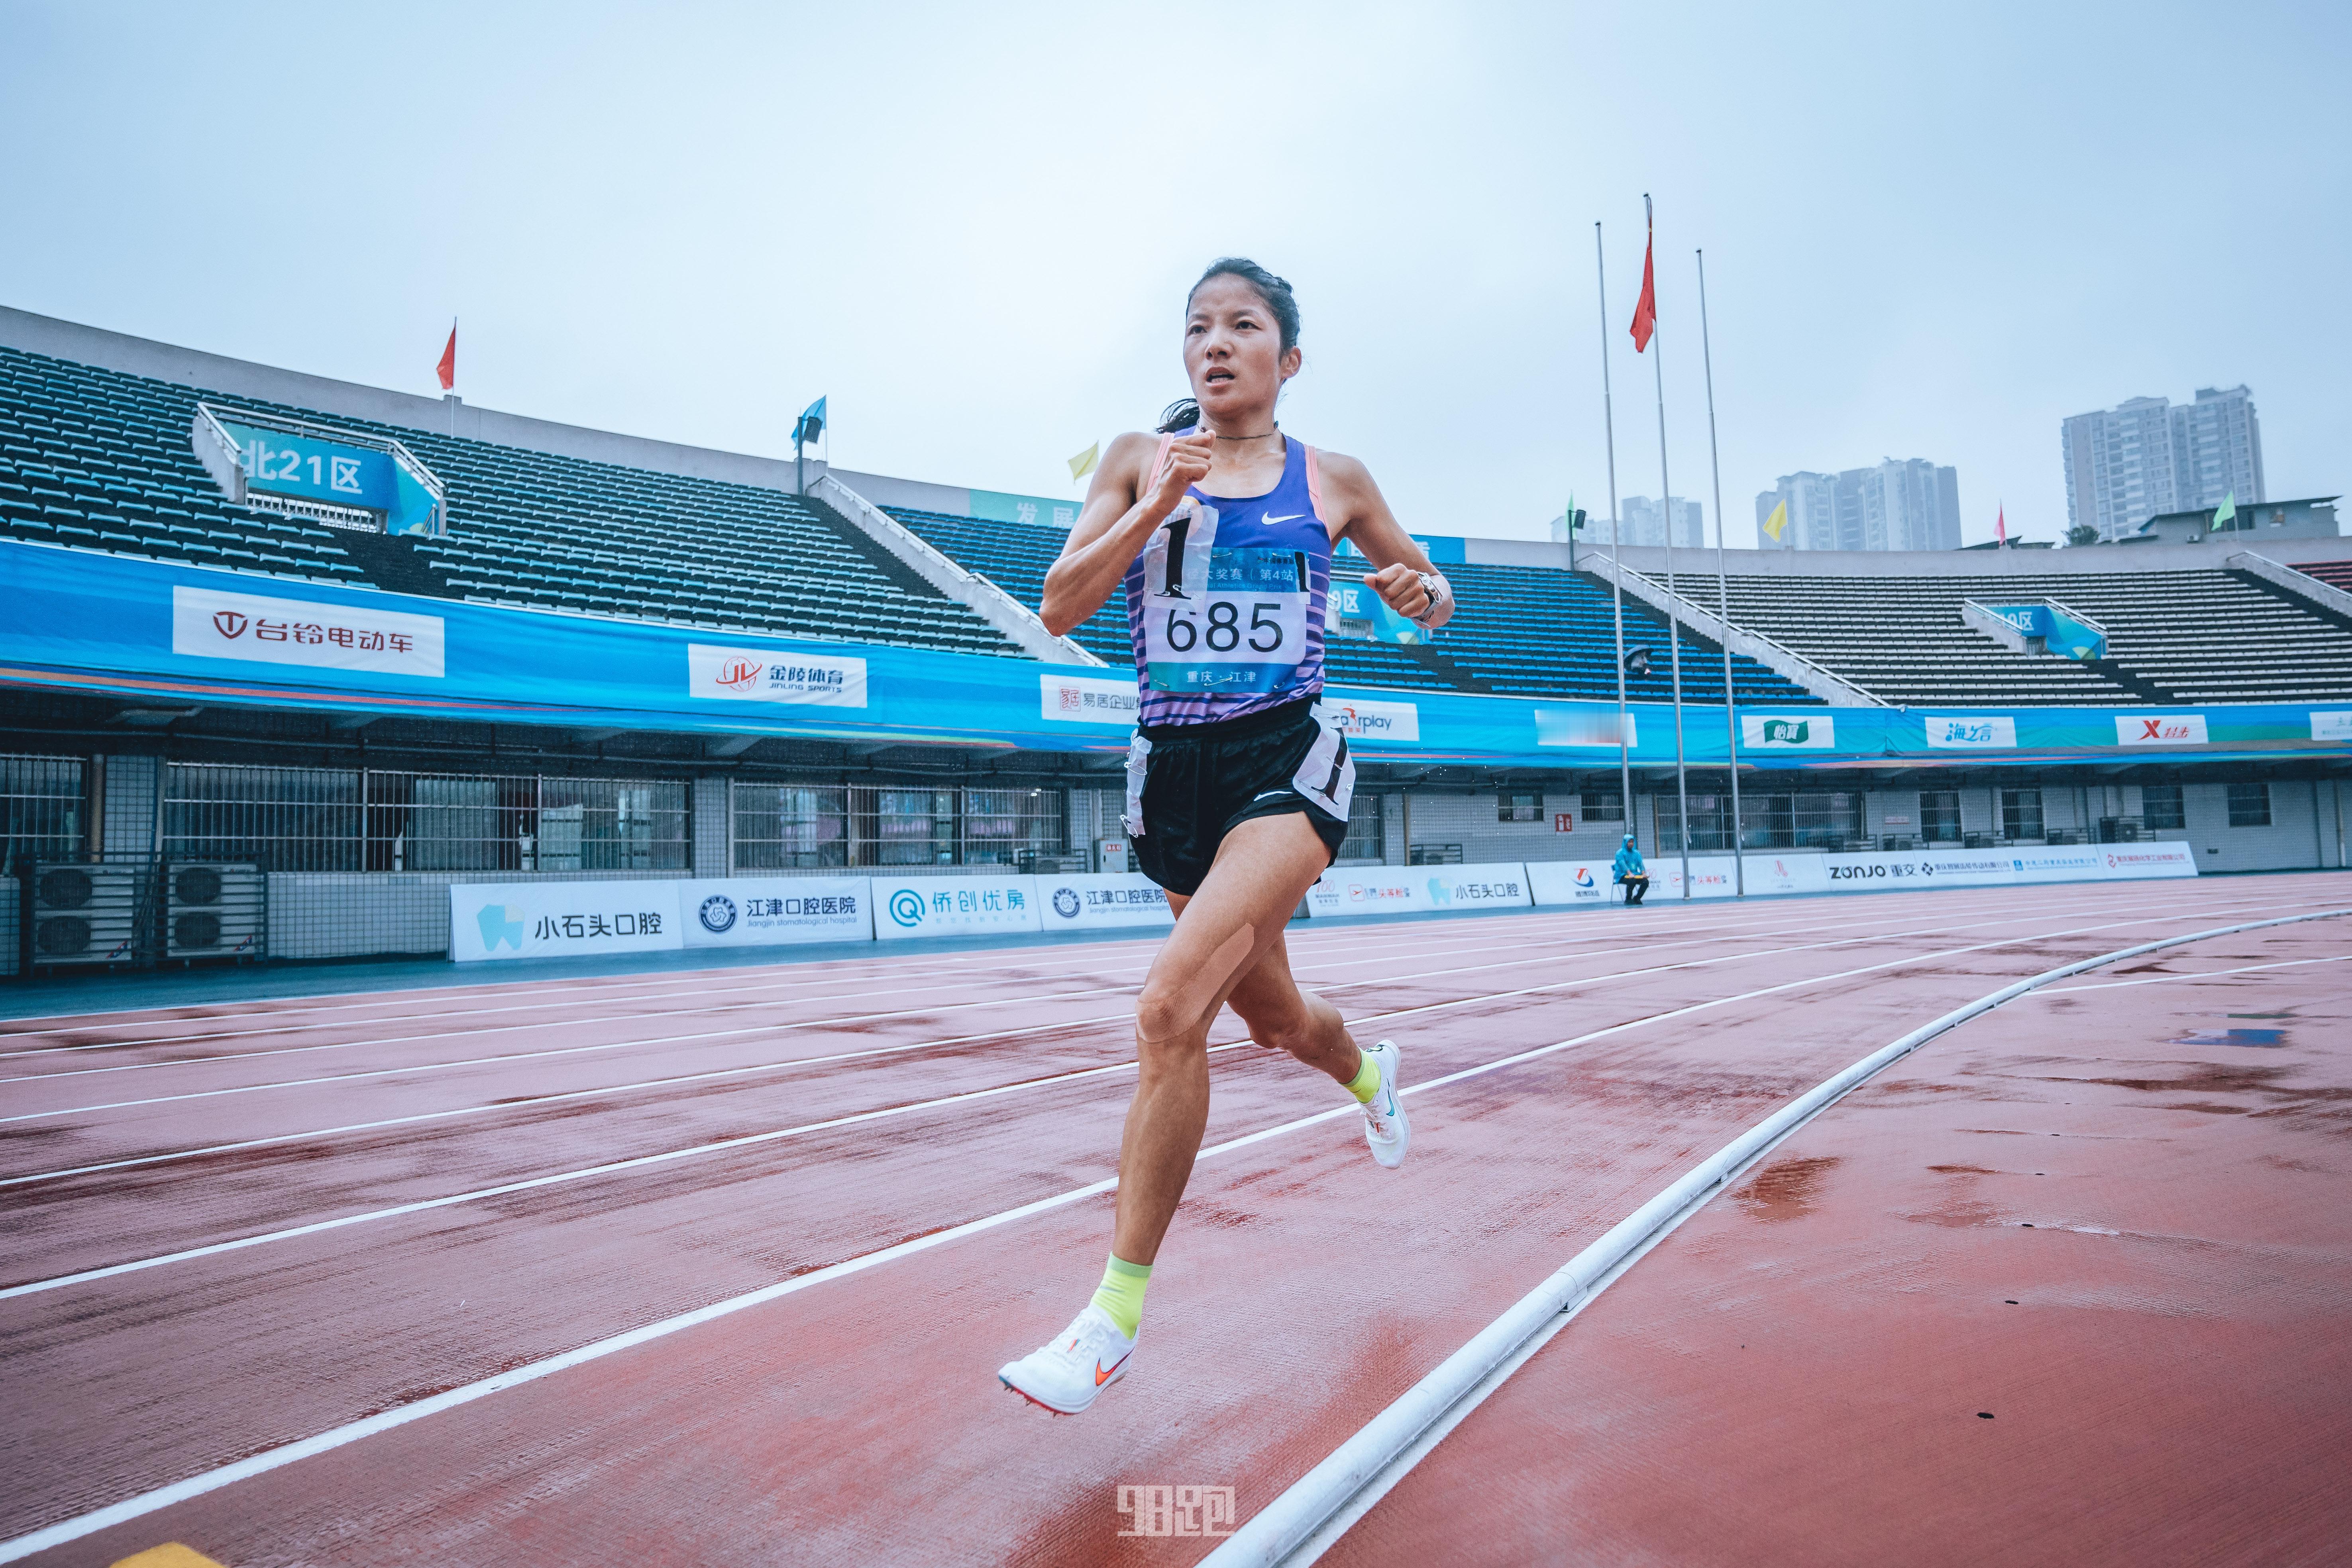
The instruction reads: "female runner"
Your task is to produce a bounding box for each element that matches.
[997,258,1455,1414]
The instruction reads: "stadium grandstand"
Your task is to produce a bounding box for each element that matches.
[1,303,2348,975]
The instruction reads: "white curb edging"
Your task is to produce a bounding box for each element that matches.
[1203,905,2352,1567]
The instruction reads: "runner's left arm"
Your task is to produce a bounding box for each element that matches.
[1318,451,1455,631]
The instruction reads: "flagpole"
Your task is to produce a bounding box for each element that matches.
[1644,194,1693,899]
[1596,224,1632,868]
[1697,248,1745,897]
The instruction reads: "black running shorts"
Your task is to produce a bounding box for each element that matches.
[1125,696,1353,897]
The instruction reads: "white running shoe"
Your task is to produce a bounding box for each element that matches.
[998,1305,1137,1415]
[1360,1038,1411,1169]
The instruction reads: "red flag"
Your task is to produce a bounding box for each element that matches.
[435,323,457,392]
[1630,228,1657,352]
[1996,504,2008,546]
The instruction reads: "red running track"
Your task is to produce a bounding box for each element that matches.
[0,874,2344,1565]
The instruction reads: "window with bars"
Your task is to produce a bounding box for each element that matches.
[2226,781,2270,828]
[1919,790,1961,844]
[1339,793,1384,862]
[1581,790,1625,823]
[0,753,86,867]
[2140,784,2185,833]
[732,785,849,870]
[2001,788,2044,841]
[1497,790,1542,824]
[1656,791,1863,851]
[834,786,1067,869]
[163,764,688,873]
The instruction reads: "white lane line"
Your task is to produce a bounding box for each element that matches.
[0,903,2321,1562]
[0,896,2177,1187]
[0,898,1985,1113]
[1,894,2303,1295]
[2027,951,2352,993]
[1196,905,2352,1568]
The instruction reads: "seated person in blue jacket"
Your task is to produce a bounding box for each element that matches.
[1613,834,1651,905]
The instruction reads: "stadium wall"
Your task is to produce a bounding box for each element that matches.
[1474,535,2350,577]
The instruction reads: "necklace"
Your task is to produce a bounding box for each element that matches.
[1209,428,1278,442]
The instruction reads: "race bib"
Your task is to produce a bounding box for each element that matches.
[1140,502,1311,694]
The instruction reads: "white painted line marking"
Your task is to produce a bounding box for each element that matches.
[0,898,2324,1558]
[1199,907,2352,1568]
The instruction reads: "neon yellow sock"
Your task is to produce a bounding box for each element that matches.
[1090,1253,1151,1337]
[1345,1050,1382,1104]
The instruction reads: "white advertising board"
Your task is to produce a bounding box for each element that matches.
[1037,871,1173,930]
[175,585,445,678]
[2006,845,2111,883]
[871,874,1043,940]
[1739,853,1830,896]
[1305,866,1427,918]
[678,877,873,947]
[1527,858,1614,905]
[1823,848,2018,889]
[1421,862,1533,911]
[1306,862,1532,917]
[450,879,682,962]
[1649,856,1742,899]
[2095,842,2199,879]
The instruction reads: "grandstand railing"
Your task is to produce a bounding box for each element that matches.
[811,473,1102,665]
[1583,555,1884,706]
[2230,551,2352,622]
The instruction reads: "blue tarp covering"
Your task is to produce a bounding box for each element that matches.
[4,541,2346,768]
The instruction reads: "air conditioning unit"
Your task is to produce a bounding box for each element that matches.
[165,863,267,961]
[29,863,146,968]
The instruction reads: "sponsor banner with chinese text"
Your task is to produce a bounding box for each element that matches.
[8,544,2344,769]
[1922,715,2018,750]
[689,645,866,707]
[1037,871,1173,930]
[2115,714,2209,747]
[1741,714,1835,750]
[2098,843,2198,878]
[449,880,681,962]
[871,874,1042,940]
[173,585,444,677]
[1526,860,1611,905]
[677,877,872,947]
[1039,673,1140,725]
[2007,845,2109,883]
[1305,862,1530,917]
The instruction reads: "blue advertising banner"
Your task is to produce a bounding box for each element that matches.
[4,541,2346,770]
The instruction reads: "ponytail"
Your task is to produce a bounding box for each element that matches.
[1156,398,1202,433]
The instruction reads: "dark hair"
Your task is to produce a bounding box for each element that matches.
[1158,257,1301,433]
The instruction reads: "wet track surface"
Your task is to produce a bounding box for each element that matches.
[1,875,2345,1565]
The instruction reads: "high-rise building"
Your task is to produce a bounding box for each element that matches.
[2061,385,2264,541]
[1586,495,1704,549]
[1755,459,1961,552]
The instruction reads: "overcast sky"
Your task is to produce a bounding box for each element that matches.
[4,2,2344,548]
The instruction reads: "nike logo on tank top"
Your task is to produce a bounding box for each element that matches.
[1123,433,1331,728]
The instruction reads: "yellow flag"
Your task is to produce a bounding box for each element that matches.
[1068,442,1100,482]
[1762,498,1789,542]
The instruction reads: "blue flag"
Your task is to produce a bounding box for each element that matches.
[795,395,827,446]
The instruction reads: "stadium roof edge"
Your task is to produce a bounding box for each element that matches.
[0,304,975,516]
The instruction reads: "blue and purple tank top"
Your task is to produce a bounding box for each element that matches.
[1122,432,1333,728]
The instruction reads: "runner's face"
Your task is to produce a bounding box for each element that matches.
[1184,276,1300,429]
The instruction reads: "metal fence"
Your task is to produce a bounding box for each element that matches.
[1657,790,1865,852]
[165,764,690,873]
[731,782,1068,871]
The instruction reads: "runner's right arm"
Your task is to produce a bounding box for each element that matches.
[1040,430,1211,636]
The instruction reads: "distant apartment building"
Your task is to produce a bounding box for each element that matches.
[2061,385,2264,542]
[1581,495,1704,549]
[1754,459,1961,552]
